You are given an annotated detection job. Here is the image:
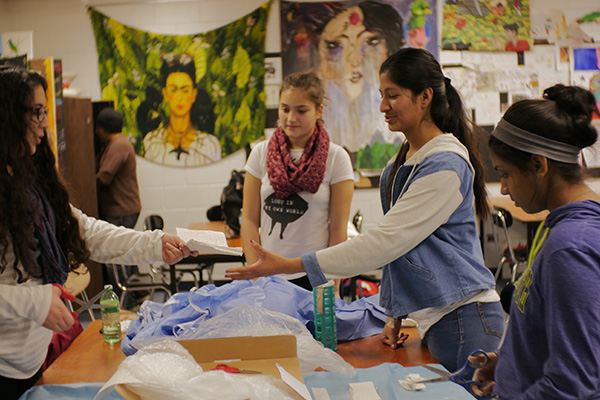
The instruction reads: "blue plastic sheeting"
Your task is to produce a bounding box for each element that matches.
[19,383,122,400]
[21,364,474,400]
[122,276,387,355]
[304,363,475,400]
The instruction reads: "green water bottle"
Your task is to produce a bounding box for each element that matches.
[313,280,337,350]
[100,284,121,343]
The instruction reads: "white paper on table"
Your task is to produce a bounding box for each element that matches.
[348,381,382,400]
[311,387,331,400]
[176,228,243,256]
[276,363,312,400]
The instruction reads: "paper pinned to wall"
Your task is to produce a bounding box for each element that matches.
[525,44,557,71]
[462,52,517,68]
[0,31,34,59]
[537,70,570,93]
[465,92,502,126]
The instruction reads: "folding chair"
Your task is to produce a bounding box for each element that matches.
[491,208,528,283]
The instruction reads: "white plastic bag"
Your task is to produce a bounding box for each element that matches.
[174,305,356,376]
[94,339,296,400]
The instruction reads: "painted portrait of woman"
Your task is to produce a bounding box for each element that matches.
[138,53,221,167]
[281,0,438,170]
[317,1,406,167]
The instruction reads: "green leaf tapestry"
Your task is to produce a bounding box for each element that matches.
[88,3,270,167]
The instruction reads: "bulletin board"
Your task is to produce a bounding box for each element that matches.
[441,7,600,180]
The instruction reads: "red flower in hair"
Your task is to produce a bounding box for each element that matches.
[294,33,309,47]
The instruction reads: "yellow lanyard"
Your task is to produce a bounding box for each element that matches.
[513,220,550,312]
[527,220,549,267]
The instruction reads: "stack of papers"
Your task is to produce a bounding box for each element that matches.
[176,228,243,256]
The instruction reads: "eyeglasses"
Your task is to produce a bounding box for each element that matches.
[31,106,49,122]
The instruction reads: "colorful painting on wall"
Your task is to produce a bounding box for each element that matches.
[280,0,438,171]
[88,3,270,168]
[531,9,598,47]
[442,0,531,52]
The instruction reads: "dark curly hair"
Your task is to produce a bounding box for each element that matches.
[489,84,599,183]
[0,67,89,282]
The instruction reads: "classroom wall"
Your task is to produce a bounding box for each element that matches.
[1,0,598,238]
[1,0,382,234]
[0,2,7,28]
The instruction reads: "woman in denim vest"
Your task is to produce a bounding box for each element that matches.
[227,48,504,372]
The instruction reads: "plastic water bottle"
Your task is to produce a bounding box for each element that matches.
[100,284,121,343]
[313,280,337,350]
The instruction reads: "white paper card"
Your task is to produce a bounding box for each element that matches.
[176,228,243,256]
[276,363,312,400]
[311,387,331,400]
[348,381,381,400]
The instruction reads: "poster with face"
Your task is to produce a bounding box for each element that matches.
[281,1,438,171]
[89,4,270,168]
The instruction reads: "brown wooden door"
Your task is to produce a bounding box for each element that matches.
[63,97,103,296]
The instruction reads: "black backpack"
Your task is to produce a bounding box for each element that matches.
[220,170,245,235]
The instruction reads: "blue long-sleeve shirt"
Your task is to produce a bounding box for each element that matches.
[496,200,600,399]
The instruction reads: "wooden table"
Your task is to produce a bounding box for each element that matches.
[489,197,548,252]
[36,320,126,385]
[37,320,434,385]
[168,221,244,293]
[336,328,436,368]
[489,196,548,223]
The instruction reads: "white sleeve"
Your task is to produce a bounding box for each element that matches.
[245,141,267,179]
[315,170,464,277]
[72,206,164,265]
[0,283,52,325]
[329,145,354,185]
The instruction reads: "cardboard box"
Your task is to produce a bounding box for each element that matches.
[116,335,306,400]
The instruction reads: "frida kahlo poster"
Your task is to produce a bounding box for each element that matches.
[281,0,438,171]
[89,3,269,168]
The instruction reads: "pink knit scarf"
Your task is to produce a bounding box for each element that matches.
[266,122,330,199]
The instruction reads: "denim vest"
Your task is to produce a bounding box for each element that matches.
[378,152,495,317]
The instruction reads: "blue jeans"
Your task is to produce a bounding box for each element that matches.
[423,301,504,372]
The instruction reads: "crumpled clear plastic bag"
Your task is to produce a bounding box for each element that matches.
[133,305,356,376]
[94,339,296,400]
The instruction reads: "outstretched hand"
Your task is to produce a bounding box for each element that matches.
[161,233,198,264]
[225,240,303,280]
[470,351,498,397]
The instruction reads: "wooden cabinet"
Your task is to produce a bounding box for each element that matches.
[63,97,103,296]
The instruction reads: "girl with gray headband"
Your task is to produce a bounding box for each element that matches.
[472,84,600,399]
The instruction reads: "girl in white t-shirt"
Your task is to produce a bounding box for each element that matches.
[241,72,354,290]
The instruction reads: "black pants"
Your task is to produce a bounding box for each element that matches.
[0,365,44,400]
[289,275,313,291]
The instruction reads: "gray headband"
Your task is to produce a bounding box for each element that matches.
[492,118,580,164]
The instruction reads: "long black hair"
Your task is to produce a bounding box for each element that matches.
[489,84,599,183]
[360,0,405,54]
[380,48,489,219]
[0,67,89,282]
